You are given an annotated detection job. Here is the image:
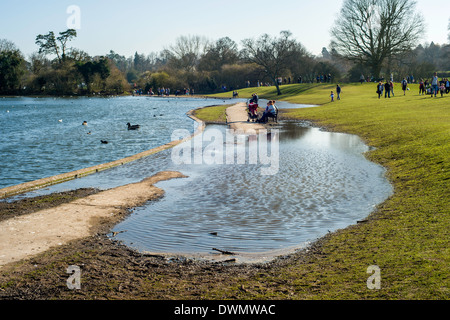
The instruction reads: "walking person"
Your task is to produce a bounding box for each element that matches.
[384,81,391,98]
[401,78,408,95]
[390,81,395,97]
[419,79,425,95]
[431,72,439,97]
[336,84,341,100]
[377,81,384,99]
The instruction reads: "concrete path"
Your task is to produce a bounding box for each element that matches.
[226,102,266,133]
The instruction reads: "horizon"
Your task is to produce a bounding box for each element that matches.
[0,0,449,60]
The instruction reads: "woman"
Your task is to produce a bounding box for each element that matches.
[376,81,384,99]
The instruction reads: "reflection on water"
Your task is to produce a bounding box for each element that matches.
[111,122,392,258]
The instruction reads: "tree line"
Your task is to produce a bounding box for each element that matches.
[0,0,449,96]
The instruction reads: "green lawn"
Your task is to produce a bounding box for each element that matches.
[202,82,449,299]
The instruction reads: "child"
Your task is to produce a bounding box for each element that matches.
[439,83,445,97]
[330,91,334,102]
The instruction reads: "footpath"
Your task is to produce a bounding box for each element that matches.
[226,102,266,133]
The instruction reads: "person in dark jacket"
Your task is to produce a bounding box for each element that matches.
[384,81,391,98]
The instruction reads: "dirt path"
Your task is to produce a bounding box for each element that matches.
[0,171,186,269]
[226,102,266,133]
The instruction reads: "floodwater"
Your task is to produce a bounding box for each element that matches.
[111,122,392,261]
[1,97,392,262]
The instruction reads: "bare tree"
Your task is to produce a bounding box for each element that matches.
[241,31,303,95]
[330,0,424,79]
[164,35,210,72]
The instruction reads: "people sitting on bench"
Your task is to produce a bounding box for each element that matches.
[258,100,278,123]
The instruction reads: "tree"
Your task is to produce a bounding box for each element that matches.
[76,57,110,93]
[241,31,304,95]
[35,29,77,63]
[164,35,210,72]
[0,40,26,93]
[330,0,424,79]
[198,37,239,72]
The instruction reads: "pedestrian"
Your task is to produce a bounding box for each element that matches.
[390,81,395,97]
[439,82,445,97]
[431,72,439,98]
[419,79,425,95]
[336,84,341,100]
[401,78,408,95]
[446,78,450,94]
[377,81,383,99]
[330,91,334,102]
[384,81,391,98]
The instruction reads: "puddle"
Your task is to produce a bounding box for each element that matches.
[112,122,392,263]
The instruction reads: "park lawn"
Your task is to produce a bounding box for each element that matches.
[203,83,449,299]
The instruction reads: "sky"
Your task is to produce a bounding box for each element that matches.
[0,0,449,59]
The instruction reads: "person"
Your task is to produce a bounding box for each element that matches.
[384,81,391,98]
[390,81,395,97]
[336,84,341,100]
[359,74,365,84]
[439,82,445,97]
[250,93,258,104]
[330,91,334,102]
[445,78,450,94]
[401,78,408,95]
[419,79,425,95]
[258,100,277,123]
[376,81,384,99]
[431,72,439,97]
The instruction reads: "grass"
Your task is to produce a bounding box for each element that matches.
[201,82,450,299]
[192,104,230,123]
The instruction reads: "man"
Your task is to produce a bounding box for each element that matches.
[431,72,439,97]
[384,81,391,98]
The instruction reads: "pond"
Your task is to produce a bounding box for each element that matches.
[0,96,233,189]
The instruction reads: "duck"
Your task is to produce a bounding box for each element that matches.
[127,122,140,130]
[101,140,108,144]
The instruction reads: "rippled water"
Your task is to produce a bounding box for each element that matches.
[111,123,392,256]
[0,96,232,189]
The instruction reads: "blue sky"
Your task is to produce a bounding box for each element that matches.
[1,0,449,59]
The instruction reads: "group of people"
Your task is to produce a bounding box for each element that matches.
[419,73,450,97]
[376,72,449,99]
[247,93,278,123]
[376,80,396,99]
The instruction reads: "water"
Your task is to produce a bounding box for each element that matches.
[1,97,392,261]
[0,96,233,189]
[111,123,392,258]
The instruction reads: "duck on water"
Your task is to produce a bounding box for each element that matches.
[127,123,140,130]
